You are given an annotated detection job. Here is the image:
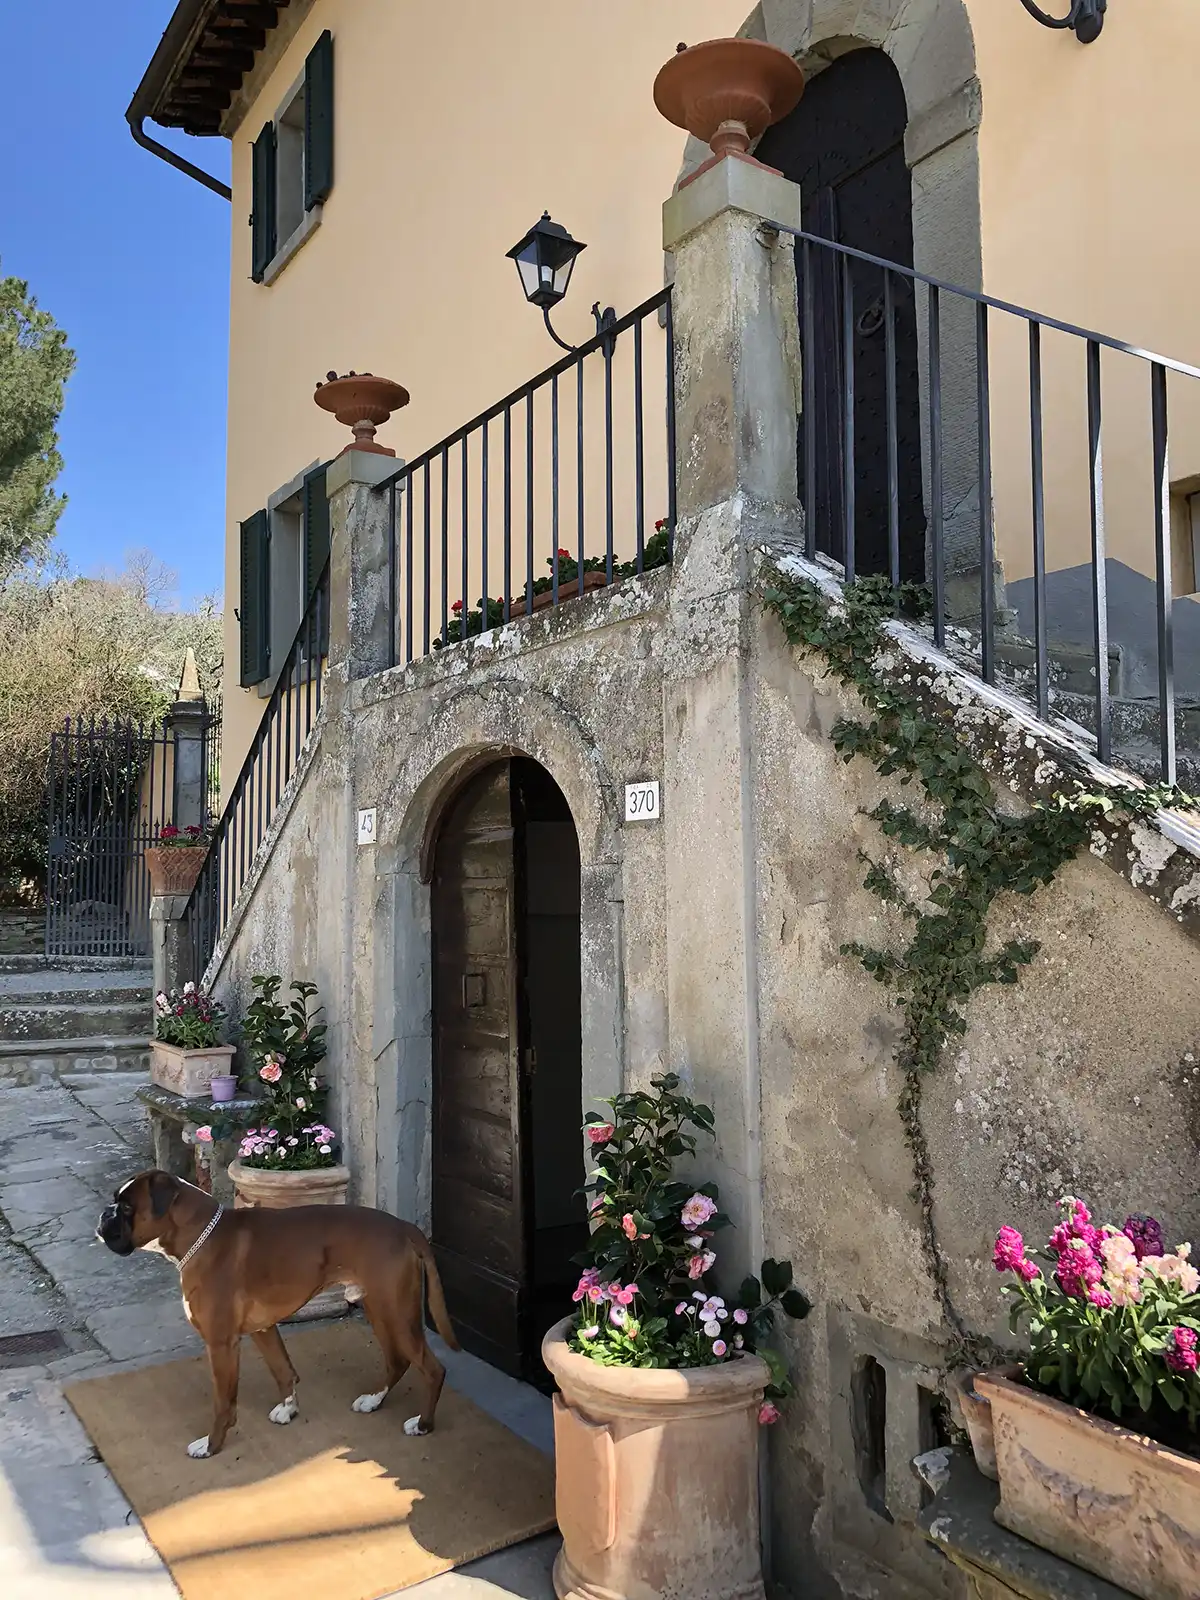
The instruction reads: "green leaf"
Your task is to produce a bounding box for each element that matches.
[761,1259,793,1298]
[780,1288,812,1321]
[738,1276,762,1310]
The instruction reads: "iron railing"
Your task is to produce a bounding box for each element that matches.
[45,709,220,959]
[770,222,1200,787]
[184,563,329,978]
[377,288,676,665]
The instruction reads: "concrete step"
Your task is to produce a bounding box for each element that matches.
[0,1001,151,1043]
[0,983,149,1008]
[0,1035,150,1088]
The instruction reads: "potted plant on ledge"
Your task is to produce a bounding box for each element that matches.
[149,982,235,1099]
[975,1196,1200,1600]
[144,823,210,897]
[541,1073,811,1600]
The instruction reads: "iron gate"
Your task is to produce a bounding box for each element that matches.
[45,711,220,959]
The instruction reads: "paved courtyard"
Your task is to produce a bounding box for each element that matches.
[0,1073,557,1598]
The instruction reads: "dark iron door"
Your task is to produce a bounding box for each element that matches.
[431,762,528,1375]
[756,47,926,580]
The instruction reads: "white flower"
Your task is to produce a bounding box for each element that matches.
[183,982,196,995]
[687,1235,705,1251]
[703,1320,721,1338]
[319,1144,331,1155]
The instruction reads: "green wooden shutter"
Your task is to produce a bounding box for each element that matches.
[251,122,277,282]
[302,465,330,599]
[239,510,270,686]
[304,31,334,210]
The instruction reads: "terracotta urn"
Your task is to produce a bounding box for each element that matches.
[313,371,410,456]
[144,844,207,898]
[977,1371,1200,1600]
[228,1158,355,1319]
[653,38,804,181]
[542,1317,770,1600]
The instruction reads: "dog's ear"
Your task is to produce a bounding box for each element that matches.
[148,1171,177,1219]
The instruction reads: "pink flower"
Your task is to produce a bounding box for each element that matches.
[611,1283,638,1307]
[1049,1197,1101,1257]
[758,1402,780,1426]
[259,1061,283,1084]
[587,1284,608,1304]
[733,1308,749,1325]
[681,1194,718,1231]
[1087,1286,1114,1309]
[1165,1327,1199,1375]
[579,1325,599,1340]
[1016,1259,1041,1282]
[1142,1251,1200,1296]
[675,1302,689,1315]
[625,1322,639,1338]
[1056,1237,1103,1300]
[572,1269,601,1304]
[194,1125,213,1143]
[688,1250,716,1280]
[587,1123,614,1145]
[713,1340,728,1357]
[993,1226,1027,1274]
[622,1214,638,1240]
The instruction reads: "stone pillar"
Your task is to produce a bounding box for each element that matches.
[326,450,402,681]
[169,647,209,830]
[151,894,193,997]
[660,155,803,1290]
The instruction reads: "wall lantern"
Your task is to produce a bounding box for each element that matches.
[506,212,617,354]
[1020,0,1106,42]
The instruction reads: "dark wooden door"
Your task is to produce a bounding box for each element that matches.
[431,763,526,1374]
[756,47,926,580]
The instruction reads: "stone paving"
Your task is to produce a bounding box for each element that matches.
[0,1072,557,1598]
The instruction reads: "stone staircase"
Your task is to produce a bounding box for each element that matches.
[0,939,153,1088]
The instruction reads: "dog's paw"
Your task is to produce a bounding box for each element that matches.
[187,1436,211,1459]
[269,1397,298,1425]
[404,1415,431,1437]
[352,1390,386,1414]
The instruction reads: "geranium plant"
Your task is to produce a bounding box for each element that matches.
[153,982,225,1050]
[994,1196,1200,1444]
[156,823,209,848]
[567,1073,811,1420]
[233,974,339,1171]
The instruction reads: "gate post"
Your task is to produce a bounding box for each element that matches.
[168,647,208,830]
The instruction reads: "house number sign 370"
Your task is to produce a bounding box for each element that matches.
[624,781,661,823]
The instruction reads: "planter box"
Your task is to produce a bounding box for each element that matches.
[149,1041,236,1099]
[542,1316,770,1600]
[144,844,207,898]
[977,1372,1200,1600]
[228,1158,355,1320]
[528,570,611,613]
[949,1364,1021,1482]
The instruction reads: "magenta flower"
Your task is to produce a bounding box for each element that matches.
[611,1283,638,1307]
[1049,1197,1101,1257]
[1055,1237,1103,1300]
[758,1401,780,1426]
[993,1226,1027,1273]
[587,1123,615,1145]
[1087,1286,1114,1309]
[1016,1258,1041,1282]
[1123,1214,1165,1261]
[1165,1327,1199,1375]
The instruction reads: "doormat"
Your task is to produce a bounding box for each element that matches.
[64,1319,557,1600]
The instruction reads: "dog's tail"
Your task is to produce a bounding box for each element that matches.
[418,1238,461,1351]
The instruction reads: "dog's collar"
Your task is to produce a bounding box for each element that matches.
[178,1206,224,1273]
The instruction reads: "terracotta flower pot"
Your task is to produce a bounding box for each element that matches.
[653,38,804,178]
[313,372,410,456]
[542,1317,770,1600]
[150,1041,236,1099]
[144,844,207,898]
[977,1371,1200,1600]
[947,1363,1022,1481]
[528,570,611,614]
[228,1158,355,1319]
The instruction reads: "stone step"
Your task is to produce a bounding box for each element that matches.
[0,1035,150,1088]
[0,1001,151,1043]
[0,982,150,1008]
[0,954,149,975]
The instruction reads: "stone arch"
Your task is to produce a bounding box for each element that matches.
[371,678,625,1232]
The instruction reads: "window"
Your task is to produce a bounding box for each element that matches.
[251,30,334,285]
[238,462,330,690]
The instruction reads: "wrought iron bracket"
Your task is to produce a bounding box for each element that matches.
[1019,0,1106,42]
[542,302,619,354]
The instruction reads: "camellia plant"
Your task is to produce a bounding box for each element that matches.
[567,1073,811,1421]
[994,1196,1200,1442]
[153,982,225,1050]
[231,974,339,1171]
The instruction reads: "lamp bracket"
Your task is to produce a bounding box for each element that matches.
[1019,0,1106,42]
[541,303,620,355]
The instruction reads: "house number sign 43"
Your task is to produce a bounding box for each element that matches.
[624,781,661,823]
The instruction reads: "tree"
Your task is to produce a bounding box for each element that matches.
[0,270,74,578]
[0,552,222,902]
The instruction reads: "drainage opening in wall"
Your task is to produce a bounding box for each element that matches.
[916,1382,955,1508]
[851,1354,892,1523]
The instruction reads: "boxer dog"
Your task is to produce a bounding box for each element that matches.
[97,1169,459,1459]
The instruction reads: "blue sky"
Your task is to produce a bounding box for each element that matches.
[2,2,230,606]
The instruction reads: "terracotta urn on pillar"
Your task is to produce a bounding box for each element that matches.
[542,1317,770,1600]
[313,371,410,456]
[653,38,805,186]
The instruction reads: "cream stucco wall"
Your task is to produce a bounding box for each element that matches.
[220,0,1200,790]
[221,0,748,793]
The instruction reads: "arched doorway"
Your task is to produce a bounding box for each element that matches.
[757,46,926,581]
[429,756,589,1379]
